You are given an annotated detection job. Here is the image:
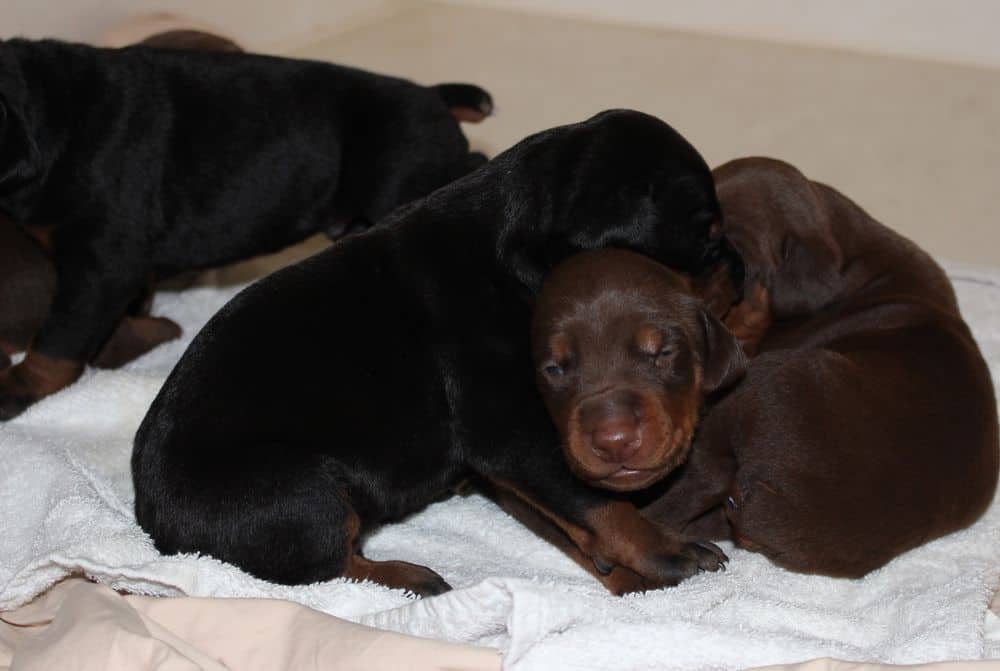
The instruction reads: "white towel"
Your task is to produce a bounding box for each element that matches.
[1,262,998,670]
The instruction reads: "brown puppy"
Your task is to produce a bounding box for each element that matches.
[644,158,998,577]
[531,248,746,497]
[138,29,241,52]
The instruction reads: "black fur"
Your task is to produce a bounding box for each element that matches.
[0,38,489,366]
[132,110,740,590]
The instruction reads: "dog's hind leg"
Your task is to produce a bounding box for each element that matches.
[343,555,451,597]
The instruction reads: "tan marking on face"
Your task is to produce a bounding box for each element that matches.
[634,325,663,356]
[549,332,573,365]
[724,282,772,355]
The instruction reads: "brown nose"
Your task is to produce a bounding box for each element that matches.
[590,416,641,463]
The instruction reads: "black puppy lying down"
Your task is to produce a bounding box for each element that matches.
[0,38,492,419]
[133,110,740,595]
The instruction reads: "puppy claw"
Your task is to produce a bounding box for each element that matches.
[686,539,728,572]
[410,573,452,598]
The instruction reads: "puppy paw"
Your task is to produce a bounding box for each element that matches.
[0,370,37,420]
[408,569,453,598]
[0,354,83,420]
[0,391,34,420]
[642,539,728,588]
[601,565,661,595]
[345,557,452,597]
[685,539,728,570]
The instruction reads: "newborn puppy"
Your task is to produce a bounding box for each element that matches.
[133,110,740,596]
[645,158,999,577]
[138,29,242,52]
[0,28,240,374]
[532,249,746,493]
[0,38,491,418]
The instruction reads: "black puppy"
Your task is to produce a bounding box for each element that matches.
[133,110,741,596]
[0,38,492,418]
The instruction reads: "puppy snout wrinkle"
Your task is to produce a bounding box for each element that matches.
[579,390,646,464]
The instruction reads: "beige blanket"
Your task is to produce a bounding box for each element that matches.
[3,579,997,670]
[0,578,500,670]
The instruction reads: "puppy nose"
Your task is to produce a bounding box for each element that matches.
[590,416,641,463]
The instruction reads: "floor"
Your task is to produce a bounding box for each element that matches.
[282,3,999,268]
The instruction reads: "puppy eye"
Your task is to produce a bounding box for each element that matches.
[543,364,565,377]
[655,347,675,363]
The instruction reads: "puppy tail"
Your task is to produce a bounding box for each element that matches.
[432,83,494,123]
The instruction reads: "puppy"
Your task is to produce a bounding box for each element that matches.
[646,158,998,577]
[0,29,242,374]
[0,38,492,418]
[138,29,241,52]
[531,248,746,494]
[132,110,740,596]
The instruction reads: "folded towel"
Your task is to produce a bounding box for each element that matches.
[1,262,998,670]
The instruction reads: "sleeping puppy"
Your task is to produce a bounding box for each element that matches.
[133,110,740,596]
[0,29,240,374]
[531,249,746,494]
[551,158,998,578]
[0,38,492,419]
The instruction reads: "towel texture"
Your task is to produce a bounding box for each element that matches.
[1,262,998,670]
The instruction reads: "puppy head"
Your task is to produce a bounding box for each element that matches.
[498,109,744,294]
[712,158,845,319]
[532,248,746,492]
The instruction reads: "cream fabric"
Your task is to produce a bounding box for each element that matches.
[0,578,500,671]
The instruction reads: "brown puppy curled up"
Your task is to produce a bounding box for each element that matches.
[534,159,998,577]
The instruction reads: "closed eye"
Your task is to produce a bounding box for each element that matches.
[655,347,677,366]
[543,363,565,377]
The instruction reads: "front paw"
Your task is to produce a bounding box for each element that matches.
[651,539,728,586]
[600,538,728,594]
[0,369,38,420]
[0,354,83,420]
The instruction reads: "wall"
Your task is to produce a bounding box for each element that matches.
[434,0,1000,70]
[2,0,402,52]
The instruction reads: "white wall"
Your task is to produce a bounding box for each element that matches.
[434,0,1000,70]
[5,0,998,68]
[1,0,402,52]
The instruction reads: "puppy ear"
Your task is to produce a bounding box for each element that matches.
[769,233,843,316]
[699,308,747,394]
[0,95,40,185]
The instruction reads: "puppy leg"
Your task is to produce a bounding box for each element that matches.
[343,555,450,597]
[0,235,146,418]
[91,315,182,369]
[0,351,84,419]
[640,405,740,538]
[482,447,727,595]
[488,485,650,593]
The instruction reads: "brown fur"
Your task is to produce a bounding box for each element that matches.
[138,29,242,53]
[645,157,999,577]
[529,249,746,590]
[532,248,746,492]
